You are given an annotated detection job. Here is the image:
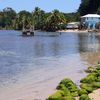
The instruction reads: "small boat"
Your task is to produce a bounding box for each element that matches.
[22,30,34,36]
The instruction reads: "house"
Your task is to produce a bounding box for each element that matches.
[66,22,80,29]
[81,14,100,29]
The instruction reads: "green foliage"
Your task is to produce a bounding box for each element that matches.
[0,7,16,29]
[78,89,88,96]
[85,66,95,73]
[97,7,100,14]
[80,84,93,93]
[92,82,100,88]
[96,66,100,70]
[64,12,80,22]
[56,84,71,96]
[78,0,100,15]
[80,73,96,83]
[95,76,100,82]
[57,78,79,97]
[48,62,100,99]
[79,94,90,100]
[62,96,75,100]
[45,9,66,31]
[47,90,63,100]
[0,7,68,31]
[48,78,79,100]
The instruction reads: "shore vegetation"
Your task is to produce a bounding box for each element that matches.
[47,62,100,100]
[0,7,79,32]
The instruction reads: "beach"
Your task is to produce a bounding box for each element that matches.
[0,68,100,100]
[0,30,100,100]
[57,29,89,33]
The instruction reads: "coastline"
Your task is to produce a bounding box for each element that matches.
[0,67,87,100]
[48,62,100,100]
[0,30,100,100]
[57,29,88,33]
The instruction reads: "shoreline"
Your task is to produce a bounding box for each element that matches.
[57,29,89,33]
[48,62,100,100]
[0,30,100,100]
[1,29,100,35]
[0,68,87,100]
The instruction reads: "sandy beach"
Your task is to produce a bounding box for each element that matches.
[0,67,87,100]
[57,29,100,35]
[57,29,89,33]
[89,89,100,100]
[1,75,100,100]
[0,30,100,100]
[76,89,100,100]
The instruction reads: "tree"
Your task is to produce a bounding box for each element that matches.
[45,9,66,31]
[78,0,100,16]
[17,10,32,30]
[32,7,45,30]
[97,7,100,14]
[0,7,68,31]
[0,7,16,29]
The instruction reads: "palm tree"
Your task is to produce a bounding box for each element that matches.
[32,7,46,30]
[17,10,32,30]
[45,9,66,31]
[32,7,41,30]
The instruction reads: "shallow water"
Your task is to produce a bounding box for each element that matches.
[0,30,100,99]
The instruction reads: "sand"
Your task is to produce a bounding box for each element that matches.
[89,89,100,100]
[75,89,100,100]
[0,30,100,100]
[0,70,87,100]
[57,29,88,33]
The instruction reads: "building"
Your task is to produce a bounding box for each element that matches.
[81,14,100,29]
[66,22,80,29]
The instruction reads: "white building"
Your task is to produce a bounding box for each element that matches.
[81,14,100,29]
[66,22,80,29]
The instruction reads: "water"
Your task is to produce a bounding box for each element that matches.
[0,30,100,99]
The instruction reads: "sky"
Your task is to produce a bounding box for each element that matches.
[0,0,81,13]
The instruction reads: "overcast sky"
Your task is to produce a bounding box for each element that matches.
[0,0,81,13]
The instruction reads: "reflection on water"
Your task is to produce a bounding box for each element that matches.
[78,33,100,52]
[0,30,100,89]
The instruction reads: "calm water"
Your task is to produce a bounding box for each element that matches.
[0,30,100,99]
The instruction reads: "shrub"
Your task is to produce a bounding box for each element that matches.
[79,94,90,100]
[78,89,88,96]
[58,78,75,87]
[47,90,63,100]
[80,73,96,83]
[95,76,100,82]
[92,82,100,88]
[95,70,100,76]
[57,78,79,97]
[85,66,95,73]
[71,91,79,97]
[56,84,71,96]
[80,84,93,93]
[62,96,75,100]
[96,66,100,70]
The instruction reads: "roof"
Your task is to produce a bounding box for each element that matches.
[81,14,100,18]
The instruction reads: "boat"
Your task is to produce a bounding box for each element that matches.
[22,29,34,36]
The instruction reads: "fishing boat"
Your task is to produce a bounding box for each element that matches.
[22,20,34,36]
[22,29,34,36]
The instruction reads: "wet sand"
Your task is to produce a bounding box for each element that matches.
[0,61,87,100]
[0,71,87,100]
[0,30,100,100]
[57,29,88,33]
